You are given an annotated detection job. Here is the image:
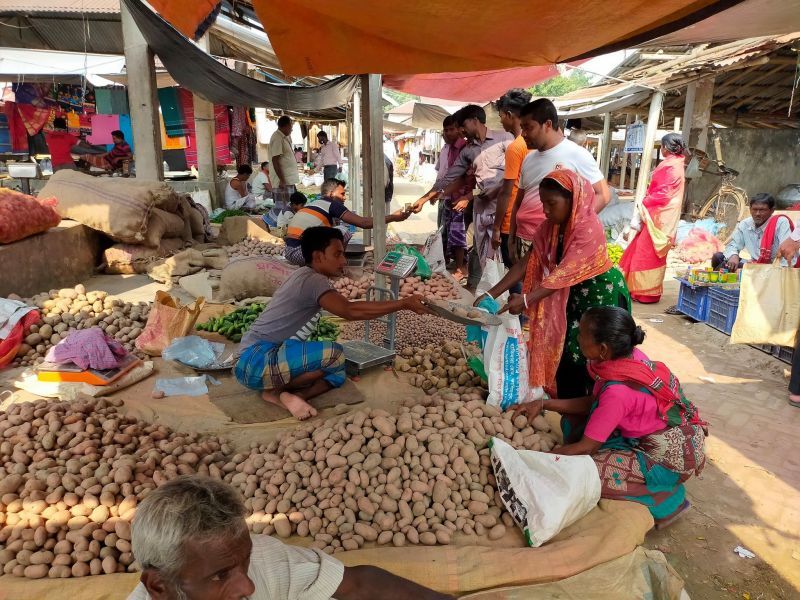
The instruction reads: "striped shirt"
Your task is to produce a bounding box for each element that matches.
[126,534,344,600]
[285,198,349,247]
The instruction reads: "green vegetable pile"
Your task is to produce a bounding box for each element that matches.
[196,303,266,343]
[606,243,624,265]
[309,317,340,341]
[211,209,248,224]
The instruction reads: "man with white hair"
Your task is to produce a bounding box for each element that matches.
[129,475,452,600]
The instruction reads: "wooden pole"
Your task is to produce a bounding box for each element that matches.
[600,112,612,178]
[619,114,631,190]
[630,114,640,198]
[360,74,386,277]
[635,92,664,204]
[192,35,218,205]
[351,88,363,225]
[120,0,162,180]
[681,81,696,142]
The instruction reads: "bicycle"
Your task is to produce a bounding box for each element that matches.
[691,136,747,244]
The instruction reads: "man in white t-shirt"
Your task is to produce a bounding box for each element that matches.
[508,99,610,263]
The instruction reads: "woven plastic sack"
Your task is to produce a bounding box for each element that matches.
[0,189,61,244]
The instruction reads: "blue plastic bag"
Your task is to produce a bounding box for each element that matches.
[465,296,500,348]
[162,336,224,368]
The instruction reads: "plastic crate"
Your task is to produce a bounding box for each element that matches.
[676,280,710,322]
[706,288,740,335]
[772,345,795,364]
[750,344,774,354]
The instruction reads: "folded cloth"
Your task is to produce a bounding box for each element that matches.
[0,299,35,339]
[46,327,128,370]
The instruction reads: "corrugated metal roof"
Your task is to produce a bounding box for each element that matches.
[0,0,119,13]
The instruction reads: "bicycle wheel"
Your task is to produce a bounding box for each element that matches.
[698,187,747,244]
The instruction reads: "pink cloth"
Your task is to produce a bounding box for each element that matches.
[46,327,127,370]
[584,349,668,442]
[87,114,120,145]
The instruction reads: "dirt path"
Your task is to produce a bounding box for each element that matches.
[633,284,800,599]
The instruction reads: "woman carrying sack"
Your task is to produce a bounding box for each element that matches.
[512,307,707,528]
[620,133,687,303]
[474,169,631,440]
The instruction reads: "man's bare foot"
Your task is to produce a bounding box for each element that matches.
[261,390,282,407]
[789,393,800,408]
[452,269,467,282]
[279,391,318,420]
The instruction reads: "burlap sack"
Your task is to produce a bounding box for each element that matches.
[104,238,187,274]
[217,256,297,301]
[134,291,205,356]
[144,208,190,248]
[39,170,178,244]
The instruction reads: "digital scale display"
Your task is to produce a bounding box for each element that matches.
[376,251,417,279]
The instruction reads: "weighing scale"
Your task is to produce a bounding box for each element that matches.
[36,354,142,386]
[342,250,417,376]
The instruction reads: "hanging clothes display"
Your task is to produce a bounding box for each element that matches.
[0,112,10,153]
[87,114,120,145]
[109,89,129,115]
[178,88,231,167]
[95,89,113,114]
[158,87,189,136]
[119,115,134,153]
[160,114,188,150]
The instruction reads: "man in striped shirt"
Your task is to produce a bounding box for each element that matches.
[129,476,452,600]
[283,178,411,266]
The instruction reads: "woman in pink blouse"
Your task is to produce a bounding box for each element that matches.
[513,306,707,527]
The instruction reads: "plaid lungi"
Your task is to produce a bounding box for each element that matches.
[443,200,467,251]
[235,339,346,391]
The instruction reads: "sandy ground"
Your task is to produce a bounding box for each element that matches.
[1,177,798,598]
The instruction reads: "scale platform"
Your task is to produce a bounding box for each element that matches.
[342,340,395,376]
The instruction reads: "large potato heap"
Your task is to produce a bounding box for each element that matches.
[333,273,460,301]
[0,393,559,579]
[227,238,284,259]
[0,398,228,579]
[228,396,559,554]
[12,285,149,367]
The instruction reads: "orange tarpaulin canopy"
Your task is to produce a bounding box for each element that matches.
[248,0,742,76]
[146,0,220,40]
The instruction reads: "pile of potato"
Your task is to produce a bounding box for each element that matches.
[11,285,150,367]
[0,393,560,578]
[339,313,467,349]
[0,397,230,579]
[227,238,284,259]
[333,273,460,301]
[228,396,559,553]
[395,343,484,396]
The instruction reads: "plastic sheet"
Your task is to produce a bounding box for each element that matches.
[162,335,224,368]
[154,375,218,397]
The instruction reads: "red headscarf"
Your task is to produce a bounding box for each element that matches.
[523,169,611,393]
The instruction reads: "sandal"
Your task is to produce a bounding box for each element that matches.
[654,500,691,530]
[664,305,682,316]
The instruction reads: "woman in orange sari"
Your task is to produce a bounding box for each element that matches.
[620,133,687,303]
[476,169,631,441]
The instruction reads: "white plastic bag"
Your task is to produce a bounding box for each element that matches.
[190,189,212,214]
[489,436,601,547]
[484,312,538,410]
[476,258,507,303]
[422,227,446,274]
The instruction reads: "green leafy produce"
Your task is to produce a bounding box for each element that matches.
[211,209,248,224]
[607,243,624,266]
[196,303,266,342]
[309,317,340,341]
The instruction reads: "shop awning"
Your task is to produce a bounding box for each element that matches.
[243,0,743,75]
[121,0,358,111]
[383,65,562,103]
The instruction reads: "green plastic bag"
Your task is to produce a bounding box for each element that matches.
[394,244,432,279]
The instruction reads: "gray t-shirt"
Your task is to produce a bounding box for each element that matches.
[240,267,332,349]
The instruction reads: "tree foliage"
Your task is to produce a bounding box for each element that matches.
[528,72,592,98]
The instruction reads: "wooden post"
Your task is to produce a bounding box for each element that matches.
[360,74,386,274]
[688,77,715,151]
[193,35,218,205]
[619,114,631,190]
[635,92,664,204]
[351,88,363,237]
[600,112,612,178]
[630,114,640,198]
[120,0,162,180]
[681,81,696,142]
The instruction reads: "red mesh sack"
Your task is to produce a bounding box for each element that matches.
[0,189,62,244]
